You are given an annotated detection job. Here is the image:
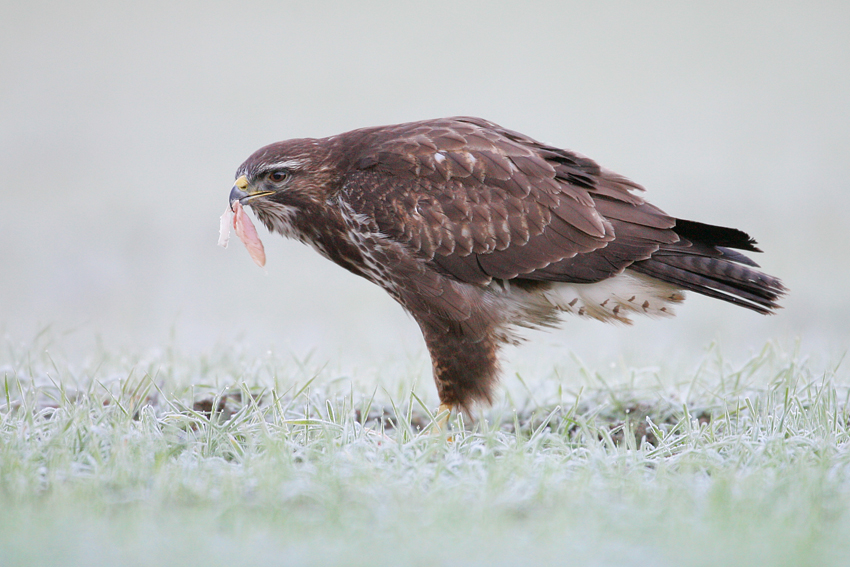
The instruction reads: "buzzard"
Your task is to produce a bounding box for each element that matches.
[228,117,785,421]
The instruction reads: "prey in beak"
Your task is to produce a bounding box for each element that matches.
[220,179,267,267]
[229,175,273,211]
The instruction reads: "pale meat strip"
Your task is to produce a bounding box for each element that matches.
[232,201,266,267]
[218,205,232,248]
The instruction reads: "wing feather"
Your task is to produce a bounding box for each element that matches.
[339,117,680,286]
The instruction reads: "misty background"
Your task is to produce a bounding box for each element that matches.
[2,1,848,392]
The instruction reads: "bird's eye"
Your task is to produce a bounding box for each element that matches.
[268,170,290,183]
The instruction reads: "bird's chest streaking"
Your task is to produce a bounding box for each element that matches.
[330,199,413,298]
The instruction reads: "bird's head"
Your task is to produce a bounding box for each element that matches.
[229,138,337,239]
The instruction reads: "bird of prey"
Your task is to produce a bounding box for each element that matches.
[228,117,785,421]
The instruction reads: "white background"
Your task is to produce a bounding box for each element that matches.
[2,1,847,388]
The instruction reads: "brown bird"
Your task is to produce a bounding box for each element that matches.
[228,117,785,424]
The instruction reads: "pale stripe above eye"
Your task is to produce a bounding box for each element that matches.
[262,159,305,173]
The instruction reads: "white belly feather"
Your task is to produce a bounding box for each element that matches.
[539,271,685,324]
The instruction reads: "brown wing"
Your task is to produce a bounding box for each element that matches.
[339,117,678,285]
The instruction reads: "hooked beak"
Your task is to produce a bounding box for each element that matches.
[229,175,273,210]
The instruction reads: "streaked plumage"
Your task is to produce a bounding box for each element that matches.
[228,117,785,413]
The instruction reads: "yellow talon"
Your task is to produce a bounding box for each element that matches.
[432,403,453,434]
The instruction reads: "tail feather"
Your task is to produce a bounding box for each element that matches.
[715,246,760,267]
[628,218,786,314]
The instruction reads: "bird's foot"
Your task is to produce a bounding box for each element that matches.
[430,403,453,435]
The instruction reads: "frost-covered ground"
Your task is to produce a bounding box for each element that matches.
[2,340,848,567]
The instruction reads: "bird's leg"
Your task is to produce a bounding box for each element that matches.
[431,403,453,433]
[418,321,500,431]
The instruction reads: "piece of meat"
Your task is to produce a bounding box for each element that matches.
[218,205,232,248]
[232,201,266,267]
